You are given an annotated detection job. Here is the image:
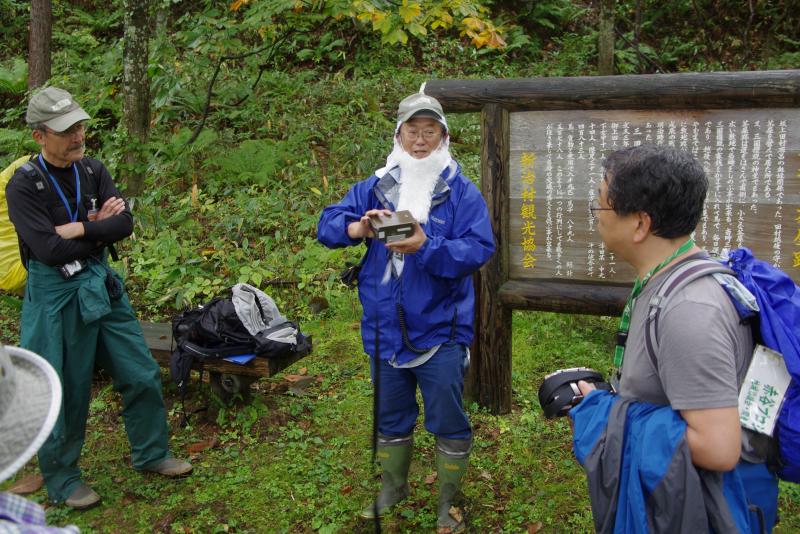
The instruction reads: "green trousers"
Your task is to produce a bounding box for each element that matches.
[22,260,170,503]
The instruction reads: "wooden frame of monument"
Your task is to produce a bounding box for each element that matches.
[426,69,800,414]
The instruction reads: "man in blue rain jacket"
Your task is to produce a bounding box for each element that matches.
[317,92,494,532]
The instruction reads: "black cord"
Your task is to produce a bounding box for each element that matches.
[396,303,431,355]
[372,311,381,533]
[170,322,190,428]
[748,504,766,534]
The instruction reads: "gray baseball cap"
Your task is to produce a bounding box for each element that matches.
[26,87,90,132]
[396,92,447,130]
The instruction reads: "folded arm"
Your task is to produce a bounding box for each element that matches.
[6,181,98,265]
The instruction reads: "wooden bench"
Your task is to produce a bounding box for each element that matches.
[140,321,311,401]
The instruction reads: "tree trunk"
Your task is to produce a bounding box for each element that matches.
[28,0,52,89]
[598,0,615,75]
[122,0,150,197]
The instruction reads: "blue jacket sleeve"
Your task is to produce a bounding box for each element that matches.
[317,178,376,249]
[415,181,495,279]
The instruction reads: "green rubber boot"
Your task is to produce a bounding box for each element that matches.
[435,437,471,533]
[360,434,413,519]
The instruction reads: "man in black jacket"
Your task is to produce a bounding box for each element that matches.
[5,87,191,510]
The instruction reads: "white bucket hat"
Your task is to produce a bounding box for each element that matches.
[0,345,62,483]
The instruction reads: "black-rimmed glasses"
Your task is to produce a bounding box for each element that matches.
[589,198,614,217]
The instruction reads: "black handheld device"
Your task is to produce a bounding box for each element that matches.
[538,367,615,419]
[369,210,416,243]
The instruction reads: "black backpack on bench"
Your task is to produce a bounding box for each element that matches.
[169,283,311,396]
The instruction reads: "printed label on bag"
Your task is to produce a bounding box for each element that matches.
[738,344,791,436]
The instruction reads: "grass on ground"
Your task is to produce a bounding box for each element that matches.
[1,290,799,532]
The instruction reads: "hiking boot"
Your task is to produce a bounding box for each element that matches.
[143,457,193,477]
[65,483,101,510]
[435,437,471,533]
[360,434,413,519]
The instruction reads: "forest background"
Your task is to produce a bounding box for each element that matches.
[0,0,799,532]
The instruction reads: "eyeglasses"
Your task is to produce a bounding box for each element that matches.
[401,128,441,142]
[589,198,614,217]
[44,122,85,138]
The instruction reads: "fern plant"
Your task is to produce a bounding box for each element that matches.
[0,58,27,95]
[0,128,38,162]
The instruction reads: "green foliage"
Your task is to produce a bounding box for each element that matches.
[4,309,796,532]
[214,136,307,187]
[0,293,21,346]
[233,0,511,49]
[539,32,599,77]
[0,0,799,530]
[122,175,358,318]
[0,128,38,161]
[611,0,800,73]
[0,57,27,95]
[293,29,349,65]
[0,55,28,141]
[513,0,588,33]
[215,396,271,442]
[768,51,800,70]
[0,1,27,58]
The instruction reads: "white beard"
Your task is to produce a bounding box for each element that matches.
[393,142,452,224]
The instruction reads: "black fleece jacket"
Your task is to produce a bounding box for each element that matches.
[5,155,133,266]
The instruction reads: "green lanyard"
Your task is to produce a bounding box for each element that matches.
[613,238,695,370]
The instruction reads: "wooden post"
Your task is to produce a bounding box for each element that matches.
[598,0,615,75]
[468,104,512,415]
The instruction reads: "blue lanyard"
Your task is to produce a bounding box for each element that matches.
[39,154,81,223]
